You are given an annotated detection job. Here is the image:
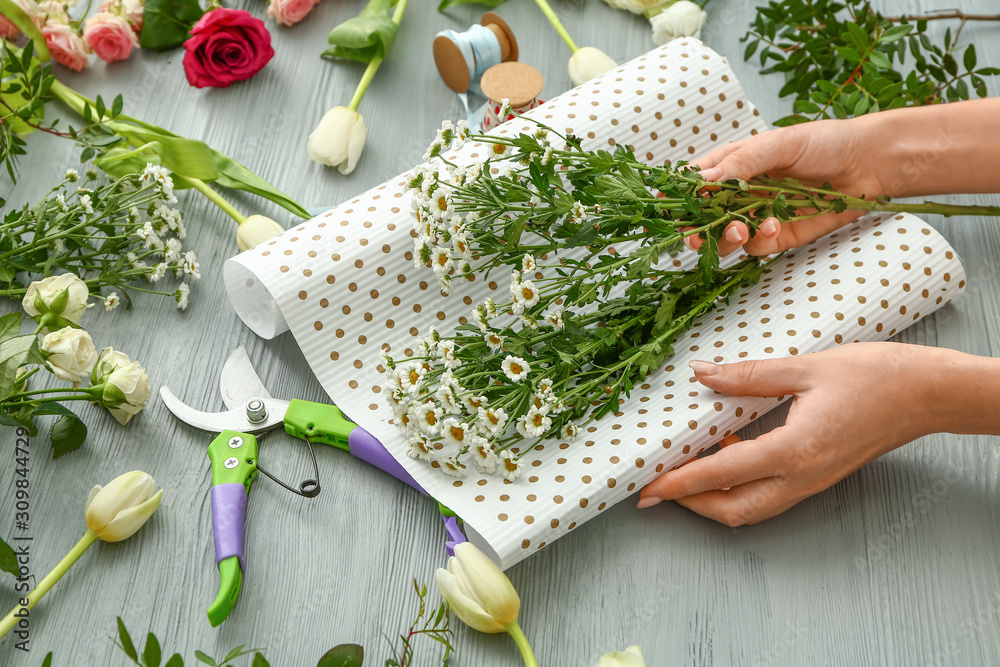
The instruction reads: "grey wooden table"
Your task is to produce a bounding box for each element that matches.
[3,1,1000,665]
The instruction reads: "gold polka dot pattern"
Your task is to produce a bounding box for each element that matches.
[224,41,965,570]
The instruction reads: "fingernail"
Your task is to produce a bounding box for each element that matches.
[699,168,721,182]
[725,226,742,244]
[683,236,694,250]
[637,497,662,509]
[761,218,779,236]
[689,360,721,376]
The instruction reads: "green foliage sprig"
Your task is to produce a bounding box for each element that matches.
[115,617,269,667]
[744,1,1000,126]
[1,43,59,182]
[384,579,454,667]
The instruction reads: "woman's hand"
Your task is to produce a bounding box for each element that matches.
[687,116,886,257]
[636,343,988,526]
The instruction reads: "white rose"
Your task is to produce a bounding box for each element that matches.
[650,0,707,45]
[236,215,285,252]
[41,327,98,383]
[568,46,618,87]
[308,106,367,175]
[121,0,143,29]
[596,646,646,667]
[21,273,93,330]
[90,347,150,426]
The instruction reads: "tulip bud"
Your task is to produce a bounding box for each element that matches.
[236,214,285,252]
[596,646,646,667]
[84,471,162,542]
[649,0,706,45]
[90,347,150,426]
[41,327,98,383]
[21,273,93,333]
[308,106,367,175]
[568,47,617,87]
[435,542,520,634]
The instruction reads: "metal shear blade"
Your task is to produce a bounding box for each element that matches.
[159,385,290,434]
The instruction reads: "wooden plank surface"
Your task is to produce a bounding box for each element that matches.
[2,0,1000,665]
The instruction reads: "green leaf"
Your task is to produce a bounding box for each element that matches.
[0,535,17,577]
[437,0,507,10]
[2,87,44,135]
[868,50,891,69]
[143,632,162,667]
[0,313,21,344]
[41,652,53,667]
[140,0,205,52]
[316,644,364,667]
[881,25,913,43]
[836,46,862,63]
[943,53,958,77]
[195,650,217,666]
[964,44,977,71]
[322,0,398,64]
[34,404,87,458]
[110,127,219,182]
[251,654,270,667]
[117,618,138,661]
[209,149,310,219]
[165,655,184,667]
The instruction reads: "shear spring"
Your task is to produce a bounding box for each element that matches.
[255,434,321,498]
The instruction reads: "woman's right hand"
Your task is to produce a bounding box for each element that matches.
[688,116,886,257]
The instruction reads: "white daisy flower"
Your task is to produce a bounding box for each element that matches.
[470,439,497,474]
[414,402,443,435]
[499,450,524,482]
[64,168,79,182]
[406,436,435,462]
[547,309,565,330]
[571,201,587,224]
[499,98,512,119]
[484,298,498,318]
[437,340,460,370]
[521,254,537,272]
[80,194,94,215]
[562,423,579,441]
[477,406,508,436]
[462,394,486,414]
[489,142,512,159]
[537,378,555,396]
[440,458,467,478]
[441,418,469,447]
[103,293,120,311]
[56,194,68,212]
[519,312,539,330]
[501,355,530,382]
[181,251,201,280]
[398,362,426,394]
[484,332,504,351]
[472,308,490,334]
[164,238,183,263]
[148,262,167,283]
[430,247,453,277]
[175,284,190,310]
[514,280,540,309]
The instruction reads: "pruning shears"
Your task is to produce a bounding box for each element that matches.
[160,346,466,627]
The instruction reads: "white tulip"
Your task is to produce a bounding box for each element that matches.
[84,471,162,542]
[596,646,647,667]
[308,106,367,175]
[650,0,707,45]
[41,326,98,383]
[90,347,150,426]
[21,273,92,331]
[568,47,618,87]
[436,542,520,634]
[236,215,285,252]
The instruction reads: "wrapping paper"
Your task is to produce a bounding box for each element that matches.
[224,39,967,569]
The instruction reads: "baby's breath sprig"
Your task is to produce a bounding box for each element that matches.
[0,163,198,311]
[390,111,1000,481]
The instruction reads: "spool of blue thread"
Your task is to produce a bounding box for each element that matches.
[434,12,519,94]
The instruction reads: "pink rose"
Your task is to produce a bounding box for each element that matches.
[182,8,274,89]
[84,12,138,63]
[42,21,91,72]
[0,12,20,39]
[266,0,320,27]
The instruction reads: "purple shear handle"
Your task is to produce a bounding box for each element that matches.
[348,427,427,495]
[211,483,248,569]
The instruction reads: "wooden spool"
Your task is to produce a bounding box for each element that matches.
[480,62,544,109]
[433,12,519,94]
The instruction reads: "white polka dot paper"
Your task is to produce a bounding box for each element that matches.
[224,41,967,569]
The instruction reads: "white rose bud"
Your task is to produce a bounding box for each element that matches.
[90,347,150,426]
[41,327,98,383]
[236,215,285,252]
[308,106,367,175]
[568,47,618,87]
[21,273,93,332]
[596,646,647,667]
[85,471,162,542]
[650,0,707,45]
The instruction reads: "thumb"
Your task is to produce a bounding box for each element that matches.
[688,357,812,398]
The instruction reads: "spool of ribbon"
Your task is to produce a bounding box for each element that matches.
[433,12,519,95]
[480,62,545,131]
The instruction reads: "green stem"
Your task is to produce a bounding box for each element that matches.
[0,530,99,640]
[348,0,410,111]
[532,0,578,53]
[173,174,245,224]
[506,621,539,667]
